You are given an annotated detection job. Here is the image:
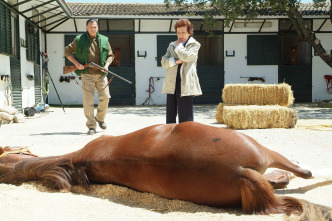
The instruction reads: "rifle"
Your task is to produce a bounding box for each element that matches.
[62,62,132,85]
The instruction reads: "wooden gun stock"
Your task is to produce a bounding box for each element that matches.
[63,64,89,74]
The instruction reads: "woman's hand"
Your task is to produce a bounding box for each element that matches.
[175,59,183,65]
[176,39,184,45]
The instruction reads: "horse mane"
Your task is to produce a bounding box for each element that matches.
[240,168,332,220]
[0,157,89,190]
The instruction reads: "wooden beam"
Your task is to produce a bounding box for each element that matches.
[316,19,327,32]
[74,19,78,33]
[259,19,266,32]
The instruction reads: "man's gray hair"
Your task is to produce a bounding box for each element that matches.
[86,19,98,26]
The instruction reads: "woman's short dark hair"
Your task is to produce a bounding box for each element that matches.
[86,19,98,26]
[174,19,194,36]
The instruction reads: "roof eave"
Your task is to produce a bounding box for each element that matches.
[70,15,210,19]
[69,14,330,20]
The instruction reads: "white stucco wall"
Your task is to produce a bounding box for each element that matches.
[139,20,171,32]
[312,19,332,101]
[0,2,10,108]
[0,55,11,107]
[47,34,89,105]
[224,19,278,33]
[19,6,36,108]
[135,34,168,105]
[51,19,86,33]
[312,33,332,102]
[224,34,278,84]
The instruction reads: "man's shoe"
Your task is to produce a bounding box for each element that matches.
[95,118,107,130]
[87,128,96,135]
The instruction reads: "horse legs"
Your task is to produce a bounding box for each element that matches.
[263,170,291,189]
[266,149,312,179]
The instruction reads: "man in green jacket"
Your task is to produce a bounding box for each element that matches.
[65,19,114,135]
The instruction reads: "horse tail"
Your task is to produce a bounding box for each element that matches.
[0,157,89,190]
[240,168,284,214]
[239,168,332,220]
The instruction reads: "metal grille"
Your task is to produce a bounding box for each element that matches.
[0,2,12,54]
[34,63,42,104]
[10,57,22,110]
[247,35,280,65]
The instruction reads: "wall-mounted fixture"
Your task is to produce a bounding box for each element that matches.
[26,74,34,80]
[234,21,272,28]
[0,75,9,81]
[226,50,235,57]
[137,50,147,58]
[240,76,265,83]
[20,38,26,48]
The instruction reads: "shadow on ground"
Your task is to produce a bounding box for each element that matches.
[108,104,217,120]
[108,103,332,120]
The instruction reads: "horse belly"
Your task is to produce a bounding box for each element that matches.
[87,159,243,207]
[77,123,257,207]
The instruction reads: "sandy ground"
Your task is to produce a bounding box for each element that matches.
[0,103,332,221]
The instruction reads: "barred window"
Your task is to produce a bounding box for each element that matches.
[26,20,39,62]
[0,2,12,55]
[247,35,280,65]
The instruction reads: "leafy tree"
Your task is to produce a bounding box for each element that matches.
[165,0,332,68]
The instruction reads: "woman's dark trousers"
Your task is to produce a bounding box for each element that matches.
[166,73,193,124]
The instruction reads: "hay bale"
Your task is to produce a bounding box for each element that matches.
[222,105,297,129]
[222,83,294,106]
[14,113,26,123]
[0,112,14,123]
[0,106,19,115]
[215,103,224,124]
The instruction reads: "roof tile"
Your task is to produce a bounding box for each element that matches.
[67,3,331,17]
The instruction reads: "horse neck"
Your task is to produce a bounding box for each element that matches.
[0,153,88,190]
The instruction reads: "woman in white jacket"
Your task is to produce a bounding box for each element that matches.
[161,19,202,124]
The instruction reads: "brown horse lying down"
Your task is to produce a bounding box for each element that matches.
[0,122,328,217]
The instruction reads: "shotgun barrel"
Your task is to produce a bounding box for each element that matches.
[89,62,132,85]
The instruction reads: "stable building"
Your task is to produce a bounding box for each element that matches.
[0,0,70,110]
[0,1,331,110]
